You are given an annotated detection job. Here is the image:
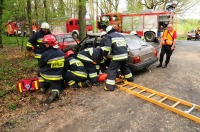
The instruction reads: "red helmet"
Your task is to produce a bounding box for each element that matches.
[42,35,57,47]
[98,73,108,82]
[65,50,74,58]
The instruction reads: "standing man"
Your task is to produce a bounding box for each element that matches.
[103,25,133,91]
[156,23,177,68]
[39,35,65,104]
[26,22,51,60]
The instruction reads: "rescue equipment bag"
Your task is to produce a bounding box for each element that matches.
[98,73,108,82]
[17,78,40,93]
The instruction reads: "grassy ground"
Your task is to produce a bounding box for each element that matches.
[0,35,39,117]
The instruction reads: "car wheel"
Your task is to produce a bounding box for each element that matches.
[144,32,155,42]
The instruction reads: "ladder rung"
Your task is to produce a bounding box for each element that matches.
[137,89,146,94]
[172,101,181,108]
[147,93,156,98]
[128,86,137,90]
[159,96,168,103]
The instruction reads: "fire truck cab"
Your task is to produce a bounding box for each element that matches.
[5,21,22,36]
[66,18,93,38]
[97,11,174,42]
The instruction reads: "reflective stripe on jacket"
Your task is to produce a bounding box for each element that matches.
[103,32,128,61]
[39,48,65,80]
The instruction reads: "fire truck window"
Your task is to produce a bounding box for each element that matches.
[76,20,79,25]
[102,16,109,22]
[86,20,92,26]
[69,21,73,25]
[113,16,118,21]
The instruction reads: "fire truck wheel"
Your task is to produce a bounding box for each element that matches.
[144,32,155,42]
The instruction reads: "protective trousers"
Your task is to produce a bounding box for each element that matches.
[63,70,86,87]
[83,62,98,83]
[106,60,133,91]
[159,45,173,65]
[38,75,64,95]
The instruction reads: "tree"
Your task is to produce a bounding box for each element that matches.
[0,0,4,48]
[78,0,86,40]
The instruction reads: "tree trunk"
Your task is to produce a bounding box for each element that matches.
[34,0,39,21]
[43,0,48,21]
[78,0,86,40]
[27,0,32,37]
[0,0,4,48]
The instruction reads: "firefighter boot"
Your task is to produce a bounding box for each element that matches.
[162,64,167,68]
[156,63,162,68]
[44,91,58,104]
[71,83,80,89]
[92,82,100,86]
[81,80,92,87]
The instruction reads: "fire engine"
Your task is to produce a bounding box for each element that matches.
[66,18,93,38]
[97,11,174,42]
[5,21,23,36]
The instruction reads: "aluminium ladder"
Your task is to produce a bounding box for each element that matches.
[119,81,200,124]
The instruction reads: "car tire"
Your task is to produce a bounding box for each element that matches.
[144,32,155,42]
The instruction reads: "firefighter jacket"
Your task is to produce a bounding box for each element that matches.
[63,54,88,78]
[162,29,176,45]
[26,30,51,59]
[39,47,65,81]
[103,31,128,61]
[77,47,103,65]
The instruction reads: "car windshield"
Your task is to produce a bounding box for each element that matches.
[55,34,75,43]
[124,35,149,50]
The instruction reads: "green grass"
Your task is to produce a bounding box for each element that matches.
[2,34,29,46]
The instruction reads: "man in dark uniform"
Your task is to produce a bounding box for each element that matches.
[26,22,51,60]
[77,47,103,86]
[39,34,65,104]
[103,25,133,91]
[63,50,91,88]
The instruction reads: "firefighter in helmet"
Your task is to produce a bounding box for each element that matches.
[62,50,92,88]
[103,25,133,91]
[77,47,104,86]
[38,34,65,104]
[26,22,51,60]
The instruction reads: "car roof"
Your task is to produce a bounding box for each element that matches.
[52,33,72,35]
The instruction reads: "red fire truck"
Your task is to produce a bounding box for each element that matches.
[97,11,174,42]
[66,18,93,38]
[5,21,23,36]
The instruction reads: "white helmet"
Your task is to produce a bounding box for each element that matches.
[41,22,50,29]
[130,30,137,35]
[100,31,107,37]
[106,25,114,33]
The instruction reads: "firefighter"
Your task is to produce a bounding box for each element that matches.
[98,31,110,72]
[38,34,65,104]
[26,22,51,60]
[103,25,133,91]
[63,50,91,88]
[156,23,177,68]
[77,47,103,86]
